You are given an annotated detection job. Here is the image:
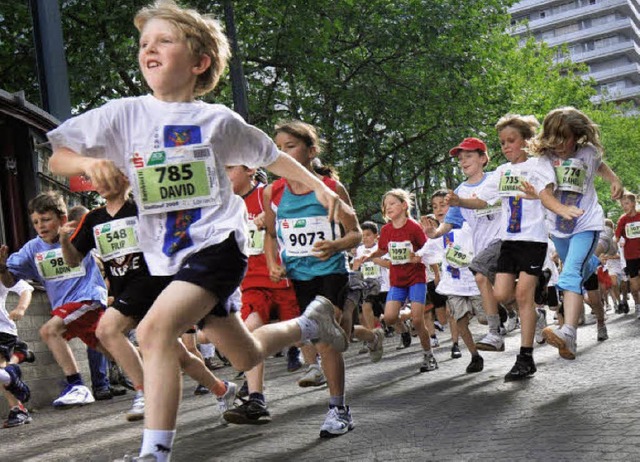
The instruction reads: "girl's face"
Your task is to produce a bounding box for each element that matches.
[499,126,527,164]
[383,194,407,221]
[274,132,315,167]
[621,197,636,214]
[553,133,576,159]
[138,18,206,102]
[430,196,448,222]
[457,150,485,178]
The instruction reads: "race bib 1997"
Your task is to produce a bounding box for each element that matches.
[389,241,413,265]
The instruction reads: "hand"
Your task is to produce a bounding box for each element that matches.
[520,181,539,200]
[253,212,267,230]
[268,264,287,283]
[84,158,124,197]
[421,218,437,238]
[60,220,78,240]
[558,205,584,221]
[314,186,341,222]
[610,178,623,201]
[312,240,339,261]
[445,190,460,206]
[8,308,25,322]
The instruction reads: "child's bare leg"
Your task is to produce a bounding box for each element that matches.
[39,317,79,375]
[411,302,430,351]
[96,308,142,389]
[457,314,477,355]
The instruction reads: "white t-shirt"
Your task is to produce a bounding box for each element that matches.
[48,95,280,275]
[0,280,34,336]
[478,158,548,243]
[533,145,604,238]
[445,172,502,253]
[418,238,443,283]
[354,243,390,292]
[435,226,480,297]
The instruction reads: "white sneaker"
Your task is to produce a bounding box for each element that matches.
[125,391,144,422]
[535,308,547,344]
[475,332,505,351]
[368,328,384,363]
[53,384,95,408]
[430,336,439,348]
[298,364,327,387]
[319,406,354,438]
[506,312,519,332]
[217,381,237,415]
[304,296,349,352]
[542,326,577,360]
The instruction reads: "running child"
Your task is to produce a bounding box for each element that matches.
[615,191,640,318]
[46,2,349,460]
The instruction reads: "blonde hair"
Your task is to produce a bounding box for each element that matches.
[381,189,413,221]
[527,107,603,157]
[495,114,540,141]
[622,191,637,202]
[134,0,231,97]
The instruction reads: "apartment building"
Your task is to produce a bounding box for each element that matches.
[509,0,640,104]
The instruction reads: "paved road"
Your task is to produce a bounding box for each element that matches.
[3,308,640,462]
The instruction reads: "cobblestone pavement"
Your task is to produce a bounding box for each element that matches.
[3,308,640,462]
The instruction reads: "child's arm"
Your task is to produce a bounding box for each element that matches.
[538,185,584,220]
[262,184,287,283]
[453,196,488,210]
[424,220,453,239]
[597,161,623,200]
[265,153,340,222]
[59,221,85,268]
[49,148,124,197]
[8,287,33,322]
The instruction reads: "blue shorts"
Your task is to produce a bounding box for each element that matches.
[552,231,599,295]
[386,283,427,305]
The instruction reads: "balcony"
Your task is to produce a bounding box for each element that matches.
[586,62,640,82]
[560,39,640,62]
[591,82,640,102]
[544,17,634,47]
[510,0,576,16]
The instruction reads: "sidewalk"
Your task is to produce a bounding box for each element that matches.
[3,309,640,461]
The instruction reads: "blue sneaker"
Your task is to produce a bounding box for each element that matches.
[4,365,30,403]
[287,346,302,372]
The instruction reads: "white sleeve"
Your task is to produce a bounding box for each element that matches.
[477,169,501,205]
[532,156,556,195]
[8,279,34,296]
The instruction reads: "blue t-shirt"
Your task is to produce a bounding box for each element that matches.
[7,236,107,310]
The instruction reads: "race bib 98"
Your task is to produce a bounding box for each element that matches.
[35,248,86,281]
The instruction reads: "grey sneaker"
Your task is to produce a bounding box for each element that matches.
[304,296,349,352]
[475,332,505,352]
[125,391,144,422]
[419,352,438,372]
[319,406,355,438]
[597,324,609,342]
[542,326,577,359]
[217,381,238,416]
[368,328,384,363]
[535,308,547,344]
[298,364,327,387]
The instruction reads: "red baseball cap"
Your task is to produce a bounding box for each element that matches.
[449,137,488,157]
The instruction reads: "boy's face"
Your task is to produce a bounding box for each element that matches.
[138,18,207,101]
[498,127,527,163]
[31,211,65,244]
[362,229,377,248]
[457,150,486,178]
[621,197,636,214]
[225,165,254,195]
[430,196,448,222]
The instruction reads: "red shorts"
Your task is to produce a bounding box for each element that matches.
[597,267,612,290]
[51,301,104,349]
[241,287,300,324]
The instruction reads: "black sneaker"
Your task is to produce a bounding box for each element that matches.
[223,398,271,425]
[621,301,630,314]
[451,343,462,359]
[194,384,210,395]
[466,354,484,373]
[93,387,113,401]
[14,341,35,364]
[237,380,249,398]
[504,354,537,382]
[3,406,32,428]
[395,332,412,350]
[286,346,303,372]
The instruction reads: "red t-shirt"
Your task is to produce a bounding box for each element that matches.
[241,184,289,290]
[616,212,640,260]
[377,218,427,288]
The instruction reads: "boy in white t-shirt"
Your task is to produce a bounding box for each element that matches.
[46,2,350,460]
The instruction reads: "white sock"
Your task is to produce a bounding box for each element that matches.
[0,369,10,386]
[140,429,176,462]
[199,343,215,359]
[296,316,319,342]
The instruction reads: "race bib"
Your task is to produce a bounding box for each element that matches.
[35,248,86,281]
[132,144,220,215]
[554,158,587,194]
[626,222,640,239]
[389,241,413,265]
[361,261,381,279]
[93,217,141,261]
[445,243,473,268]
[247,220,265,255]
[280,216,338,257]
[475,202,501,218]
[498,169,524,197]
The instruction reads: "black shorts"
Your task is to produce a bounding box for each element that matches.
[583,272,599,291]
[497,241,547,277]
[292,273,349,314]
[626,258,640,278]
[427,280,448,309]
[112,276,173,322]
[173,233,247,318]
[364,291,387,318]
[0,332,17,362]
[547,285,559,307]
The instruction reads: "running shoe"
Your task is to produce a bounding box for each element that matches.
[320,406,355,438]
[466,354,484,373]
[204,357,225,371]
[542,326,577,360]
[237,380,249,398]
[368,328,384,363]
[450,343,462,359]
[94,387,113,401]
[304,296,349,352]
[217,381,238,415]
[3,406,31,428]
[126,390,145,422]
[475,332,505,352]
[597,325,609,342]
[194,384,210,395]
[14,340,35,363]
[286,346,303,372]
[504,354,537,382]
[535,308,547,344]
[4,365,30,403]
[419,353,438,372]
[434,320,445,332]
[396,332,412,350]
[298,365,327,387]
[52,384,95,408]
[223,397,271,425]
[506,311,519,332]
[430,335,439,348]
